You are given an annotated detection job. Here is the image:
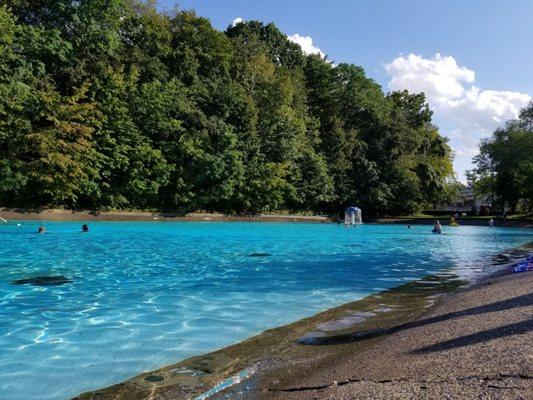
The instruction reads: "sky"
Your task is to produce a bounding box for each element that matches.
[159,0,533,181]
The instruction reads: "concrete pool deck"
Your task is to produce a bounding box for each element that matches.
[243,267,532,400]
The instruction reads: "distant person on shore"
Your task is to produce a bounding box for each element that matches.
[489,218,494,228]
[81,224,89,233]
[37,224,45,234]
[432,220,442,234]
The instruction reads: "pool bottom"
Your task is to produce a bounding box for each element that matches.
[73,244,532,400]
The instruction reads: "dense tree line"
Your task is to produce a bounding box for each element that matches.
[0,0,454,216]
[470,103,533,213]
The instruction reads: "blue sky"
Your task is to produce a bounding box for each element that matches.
[160,0,533,181]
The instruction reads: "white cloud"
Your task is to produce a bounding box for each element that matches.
[444,87,530,130]
[448,129,479,157]
[231,17,244,27]
[384,53,531,179]
[385,54,475,106]
[287,33,325,58]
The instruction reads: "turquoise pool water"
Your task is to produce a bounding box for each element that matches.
[0,221,531,399]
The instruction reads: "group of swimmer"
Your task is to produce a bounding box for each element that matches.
[37,223,89,233]
[33,216,499,234]
[406,217,446,234]
[423,215,495,234]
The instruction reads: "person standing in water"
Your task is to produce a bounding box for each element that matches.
[81,224,89,232]
[37,224,45,234]
[432,220,442,234]
[489,218,494,228]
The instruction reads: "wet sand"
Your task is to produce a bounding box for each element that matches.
[0,208,329,223]
[74,245,532,400]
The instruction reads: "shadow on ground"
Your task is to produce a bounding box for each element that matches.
[411,318,532,353]
[300,293,533,346]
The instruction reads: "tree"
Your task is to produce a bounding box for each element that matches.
[23,84,100,206]
[0,5,98,207]
[0,3,456,215]
[87,69,170,209]
[472,103,533,212]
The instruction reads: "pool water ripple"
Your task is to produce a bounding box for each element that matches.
[0,221,531,400]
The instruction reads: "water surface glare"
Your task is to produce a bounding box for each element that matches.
[0,221,531,399]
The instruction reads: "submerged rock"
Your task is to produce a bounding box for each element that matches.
[248,252,272,257]
[12,276,73,286]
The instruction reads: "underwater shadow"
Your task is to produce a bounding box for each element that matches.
[12,276,73,286]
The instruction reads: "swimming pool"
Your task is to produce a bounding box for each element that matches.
[0,221,531,399]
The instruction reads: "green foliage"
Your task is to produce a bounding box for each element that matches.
[471,102,533,212]
[0,2,454,215]
[440,179,464,205]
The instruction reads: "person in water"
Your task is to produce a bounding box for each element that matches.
[489,218,494,228]
[81,224,89,232]
[37,224,45,234]
[432,220,442,234]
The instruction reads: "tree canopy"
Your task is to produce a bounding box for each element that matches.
[470,102,533,213]
[0,1,454,216]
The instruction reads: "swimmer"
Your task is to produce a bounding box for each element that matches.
[37,224,45,234]
[407,224,411,229]
[432,220,442,234]
[81,224,89,233]
[489,218,494,228]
